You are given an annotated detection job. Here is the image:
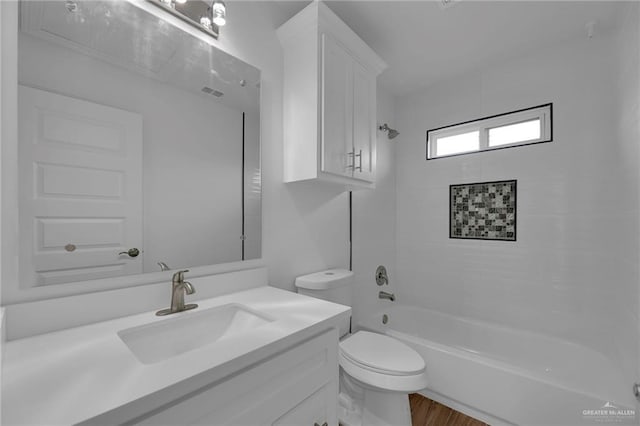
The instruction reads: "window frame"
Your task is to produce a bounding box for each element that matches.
[426,103,553,160]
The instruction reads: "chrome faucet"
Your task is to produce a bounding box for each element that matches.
[156,270,198,316]
[378,291,395,302]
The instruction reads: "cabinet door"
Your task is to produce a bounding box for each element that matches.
[272,384,333,426]
[131,330,338,426]
[351,60,375,182]
[321,33,353,178]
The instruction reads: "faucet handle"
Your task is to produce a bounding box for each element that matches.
[172,269,189,283]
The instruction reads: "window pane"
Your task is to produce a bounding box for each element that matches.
[436,130,480,156]
[488,119,540,147]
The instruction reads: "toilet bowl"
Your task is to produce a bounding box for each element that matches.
[294,269,427,426]
[338,331,427,426]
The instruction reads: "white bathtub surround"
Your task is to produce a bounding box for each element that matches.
[1,285,350,425]
[613,1,640,395]
[395,11,639,411]
[351,84,397,326]
[360,305,636,426]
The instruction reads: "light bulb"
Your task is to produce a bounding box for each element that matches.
[212,1,226,26]
[212,1,225,15]
[212,13,225,26]
[175,0,186,3]
[200,15,212,30]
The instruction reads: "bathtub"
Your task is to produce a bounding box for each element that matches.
[358,305,637,426]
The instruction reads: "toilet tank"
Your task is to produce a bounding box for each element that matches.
[295,269,353,337]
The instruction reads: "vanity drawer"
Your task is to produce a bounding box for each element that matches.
[132,329,338,426]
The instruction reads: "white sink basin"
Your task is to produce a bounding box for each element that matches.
[118,303,274,364]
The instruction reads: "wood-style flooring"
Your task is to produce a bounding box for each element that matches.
[409,393,489,426]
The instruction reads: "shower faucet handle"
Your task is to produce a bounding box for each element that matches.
[376,265,389,286]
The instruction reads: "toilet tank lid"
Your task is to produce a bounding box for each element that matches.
[294,269,354,290]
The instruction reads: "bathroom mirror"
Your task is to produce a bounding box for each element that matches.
[16,0,261,287]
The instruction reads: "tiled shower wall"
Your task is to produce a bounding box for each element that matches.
[395,16,638,391]
[351,85,397,326]
[615,2,640,389]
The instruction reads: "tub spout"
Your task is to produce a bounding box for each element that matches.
[379,291,395,302]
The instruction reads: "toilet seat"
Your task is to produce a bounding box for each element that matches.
[339,331,427,392]
[340,331,425,375]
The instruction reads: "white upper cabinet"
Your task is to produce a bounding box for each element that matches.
[277,1,387,188]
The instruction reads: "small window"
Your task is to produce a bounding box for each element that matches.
[436,130,479,156]
[427,104,552,160]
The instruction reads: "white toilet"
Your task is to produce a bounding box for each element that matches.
[295,269,427,426]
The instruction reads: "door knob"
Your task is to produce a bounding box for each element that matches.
[118,248,140,258]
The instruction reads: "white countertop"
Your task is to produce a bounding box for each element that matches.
[1,286,350,425]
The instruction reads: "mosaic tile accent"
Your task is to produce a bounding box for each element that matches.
[450,180,517,241]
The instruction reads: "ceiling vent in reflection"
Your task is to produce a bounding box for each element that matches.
[201,87,224,97]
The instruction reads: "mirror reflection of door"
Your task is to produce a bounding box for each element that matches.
[19,86,143,285]
[16,0,261,288]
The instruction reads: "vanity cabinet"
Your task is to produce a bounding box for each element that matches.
[132,330,338,426]
[277,2,386,188]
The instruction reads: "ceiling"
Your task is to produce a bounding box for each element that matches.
[266,1,627,96]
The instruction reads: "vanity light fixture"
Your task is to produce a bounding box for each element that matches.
[151,0,221,38]
[201,0,226,29]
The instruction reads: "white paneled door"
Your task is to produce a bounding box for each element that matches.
[19,85,143,286]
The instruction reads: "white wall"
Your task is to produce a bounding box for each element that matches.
[351,85,396,326]
[213,1,351,290]
[614,1,640,392]
[18,33,244,275]
[395,26,638,388]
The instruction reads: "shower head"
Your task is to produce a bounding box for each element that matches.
[379,123,400,140]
